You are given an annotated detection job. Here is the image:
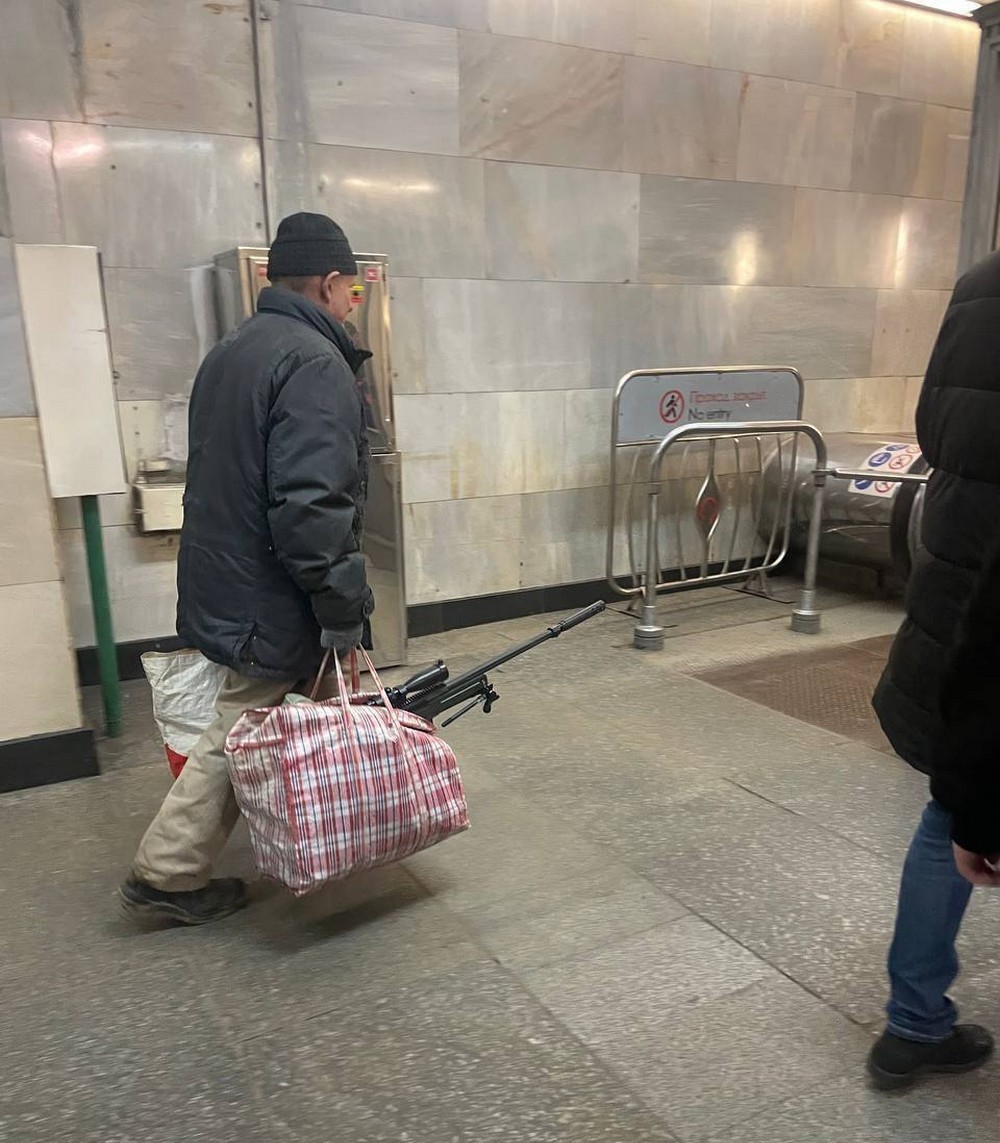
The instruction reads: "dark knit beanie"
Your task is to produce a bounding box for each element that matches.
[267,212,358,280]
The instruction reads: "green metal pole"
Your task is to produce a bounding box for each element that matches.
[80,494,122,738]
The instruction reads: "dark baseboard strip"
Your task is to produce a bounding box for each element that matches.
[77,636,185,688]
[74,564,777,682]
[0,727,100,795]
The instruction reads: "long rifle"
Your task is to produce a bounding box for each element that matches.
[378,601,606,727]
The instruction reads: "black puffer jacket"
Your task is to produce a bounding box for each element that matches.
[874,251,1000,805]
[176,286,372,680]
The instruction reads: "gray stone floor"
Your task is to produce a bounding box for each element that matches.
[6,585,1000,1141]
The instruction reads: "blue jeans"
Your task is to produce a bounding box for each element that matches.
[886,799,974,1042]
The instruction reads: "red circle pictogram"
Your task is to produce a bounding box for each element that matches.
[888,452,915,471]
[659,389,685,425]
[874,481,894,495]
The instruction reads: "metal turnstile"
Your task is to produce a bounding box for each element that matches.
[762,433,928,580]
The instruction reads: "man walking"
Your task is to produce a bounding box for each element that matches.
[120,213,373,924]
[868,250,1000,1088]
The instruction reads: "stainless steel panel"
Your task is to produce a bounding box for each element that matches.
[343,256,395,453]
[365,453,406,667]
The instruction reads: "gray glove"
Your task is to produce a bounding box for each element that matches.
[321,624,363,658]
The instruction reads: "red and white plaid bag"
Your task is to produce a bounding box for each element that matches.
[225,648,469,895]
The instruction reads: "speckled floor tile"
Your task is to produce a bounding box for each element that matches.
[530,967,871,1142]
[621,782,901,1023]
[184,866,486,1040]
[243,960,679,1142]
[706,1069,1000,1143]
[444,863,688,972]
[0,965,266,1143]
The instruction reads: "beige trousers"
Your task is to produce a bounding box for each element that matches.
[133,667,336,891]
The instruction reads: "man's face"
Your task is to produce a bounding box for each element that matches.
[320,272,359,323]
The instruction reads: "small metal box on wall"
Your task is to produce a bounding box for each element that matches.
[214,247,407,669]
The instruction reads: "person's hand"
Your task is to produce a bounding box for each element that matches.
[321,625,362,659]
[953,843,1000,887]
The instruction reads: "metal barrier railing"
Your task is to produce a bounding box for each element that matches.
[632,422,826,649]
[789,464,930,636]
[606,366,804,604]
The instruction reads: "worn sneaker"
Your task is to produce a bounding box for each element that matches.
[119,875,248,925]
[868,1025,994,1090]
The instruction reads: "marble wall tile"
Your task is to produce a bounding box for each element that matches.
[404,494,522,604]
[634,0,710,66]
[0,419,60,588]
[785,189,900,289]
[102,269,211,401]
[639,176,797,286]
[902,376,923,430]
[279,0,489,30]
[0,0,82,122]
[869,289,948,378]
[711,0,842,88]
[736,76,856,190]
[0,581,82,739]
[804,376,909,435]
[519,485,610,589]
[59,525,180,645]
[484,162,639,283]
[81,0,257,136]
[620,285,877,380]
[270,141,486,279]
[51,124,264,268]
[894,198,961,290]
[835,0,904,98]
[486,0,636,55]
[0,237,35,417]
[264,6,460,154]
[395,388,611,504]
[421,278,625,393]
[640,178,899,289]
[388,276,427,395]
[851,95,971,201]
[0,120,63,244]
[623,57,742,180]
[459,31,625,169]
[900,6,978,111]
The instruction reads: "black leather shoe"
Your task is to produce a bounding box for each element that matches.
[119,875,248,925]
[868,1025,994,1090]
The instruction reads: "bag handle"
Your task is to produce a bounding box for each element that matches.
[309,648,360,701]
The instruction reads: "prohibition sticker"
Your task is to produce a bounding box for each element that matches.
[659,390,685,425]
